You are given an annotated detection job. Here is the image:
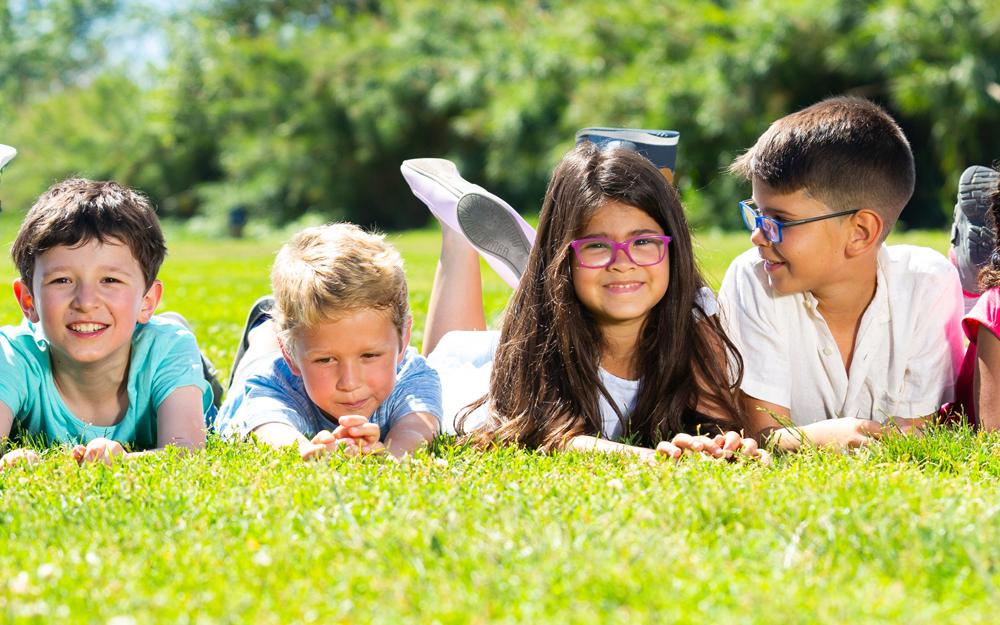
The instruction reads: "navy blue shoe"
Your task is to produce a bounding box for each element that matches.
[575,128,680,182]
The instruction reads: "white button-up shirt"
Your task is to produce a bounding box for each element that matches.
[718,245,964,425]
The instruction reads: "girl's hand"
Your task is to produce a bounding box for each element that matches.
[72,438,125,465]
[1,448,41,469]
[666,432,772,465]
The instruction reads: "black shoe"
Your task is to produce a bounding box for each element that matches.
[229,295,275,388]
[950,165,999,294]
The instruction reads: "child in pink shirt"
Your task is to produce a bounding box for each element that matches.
[952,164,1000,428]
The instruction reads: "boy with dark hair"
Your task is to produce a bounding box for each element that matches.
[719,96,964,450]
[1,178,216,467]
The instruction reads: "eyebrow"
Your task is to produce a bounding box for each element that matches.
[41,264,132,275]
[580,228,663,238]
[755,204,795,220]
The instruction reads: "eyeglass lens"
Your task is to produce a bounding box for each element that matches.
[576,237,667,268]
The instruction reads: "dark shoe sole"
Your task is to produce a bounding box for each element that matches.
[951,165,999,293]
[456,192,532,282]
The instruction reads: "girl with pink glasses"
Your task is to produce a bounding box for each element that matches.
[407,141,767,462]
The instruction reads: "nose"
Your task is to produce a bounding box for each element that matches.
[336,360,362,392]
[607,244,633,271]
[72,282,99,310]
[749,226,771,247]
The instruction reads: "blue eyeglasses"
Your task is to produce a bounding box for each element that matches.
[738,199,859,243]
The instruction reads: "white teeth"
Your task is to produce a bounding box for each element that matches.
[69,323,106,333]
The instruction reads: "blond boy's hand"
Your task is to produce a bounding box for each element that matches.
[1,448,41,469]
[332,415,383,455]
[300,418,385,460]
[72,438,125,465]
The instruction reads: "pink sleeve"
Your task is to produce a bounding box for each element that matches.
[963,288,1000,345]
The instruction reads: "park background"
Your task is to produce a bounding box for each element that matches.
[2,1,1000,624]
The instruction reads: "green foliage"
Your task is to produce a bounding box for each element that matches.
[1,1,998,232]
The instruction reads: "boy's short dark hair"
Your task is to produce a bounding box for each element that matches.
[11,178,167,289]
[730,96,915,235]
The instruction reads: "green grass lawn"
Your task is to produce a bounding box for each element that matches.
[3,221,1000,624]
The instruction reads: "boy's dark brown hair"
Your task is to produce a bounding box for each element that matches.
[11,178,167,290]
[730,96,915,237]
[459,143,745,451]
[977,165,1000,290]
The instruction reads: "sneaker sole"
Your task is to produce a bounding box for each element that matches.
[957,165,998,223]
[951,165,999,292]
[456,192,532,281]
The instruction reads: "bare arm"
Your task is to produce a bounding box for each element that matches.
[85,385,210,462]
[743,393,882,451]
[250,421,317,457]
[567,435,659,459]
[0,401,41,468]
[154,385,207,451]
[384,411,439,458]
[974,325,1000,431]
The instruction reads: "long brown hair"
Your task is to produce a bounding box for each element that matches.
[459,143,744,450]
[977,164,1000,290]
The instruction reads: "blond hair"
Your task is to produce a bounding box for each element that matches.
[271,223,409,357]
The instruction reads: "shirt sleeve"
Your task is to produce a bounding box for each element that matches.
[897,259,964,414]
[149,326,213,413]
[717,252,791,408]
[963,288,1000,344]
[0,334,30,421]
[219,378,315,439]
[378,349,443,433]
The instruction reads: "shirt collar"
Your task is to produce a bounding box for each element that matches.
[24,319,49,351]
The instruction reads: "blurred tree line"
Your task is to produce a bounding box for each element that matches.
[1,0,998,231]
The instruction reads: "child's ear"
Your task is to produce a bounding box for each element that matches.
[138,280,164,323]
[279,339,303,377]
[845,209,883,258]
[12,279,39,323]
[398,317,413,364]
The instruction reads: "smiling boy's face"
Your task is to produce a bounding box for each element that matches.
[14,238,162,370]
[748,180,854,297]
[281,308,409,420]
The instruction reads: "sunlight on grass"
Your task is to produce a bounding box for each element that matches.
[3,221,999,624]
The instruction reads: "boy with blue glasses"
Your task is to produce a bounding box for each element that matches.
[719,96,964,450]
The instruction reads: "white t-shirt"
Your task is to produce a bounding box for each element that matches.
[718,244,964,425]
[427,331,639,437]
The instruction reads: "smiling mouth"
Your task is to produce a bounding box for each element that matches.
[603,282,643,293]
[67,322,109,334]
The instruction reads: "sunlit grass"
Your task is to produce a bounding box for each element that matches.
[3,222,999,624]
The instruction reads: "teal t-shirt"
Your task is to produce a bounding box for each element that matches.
[0,316,213,450]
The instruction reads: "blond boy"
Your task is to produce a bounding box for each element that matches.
[215,224,442,459]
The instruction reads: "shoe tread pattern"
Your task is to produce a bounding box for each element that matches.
[457,193,531,280]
